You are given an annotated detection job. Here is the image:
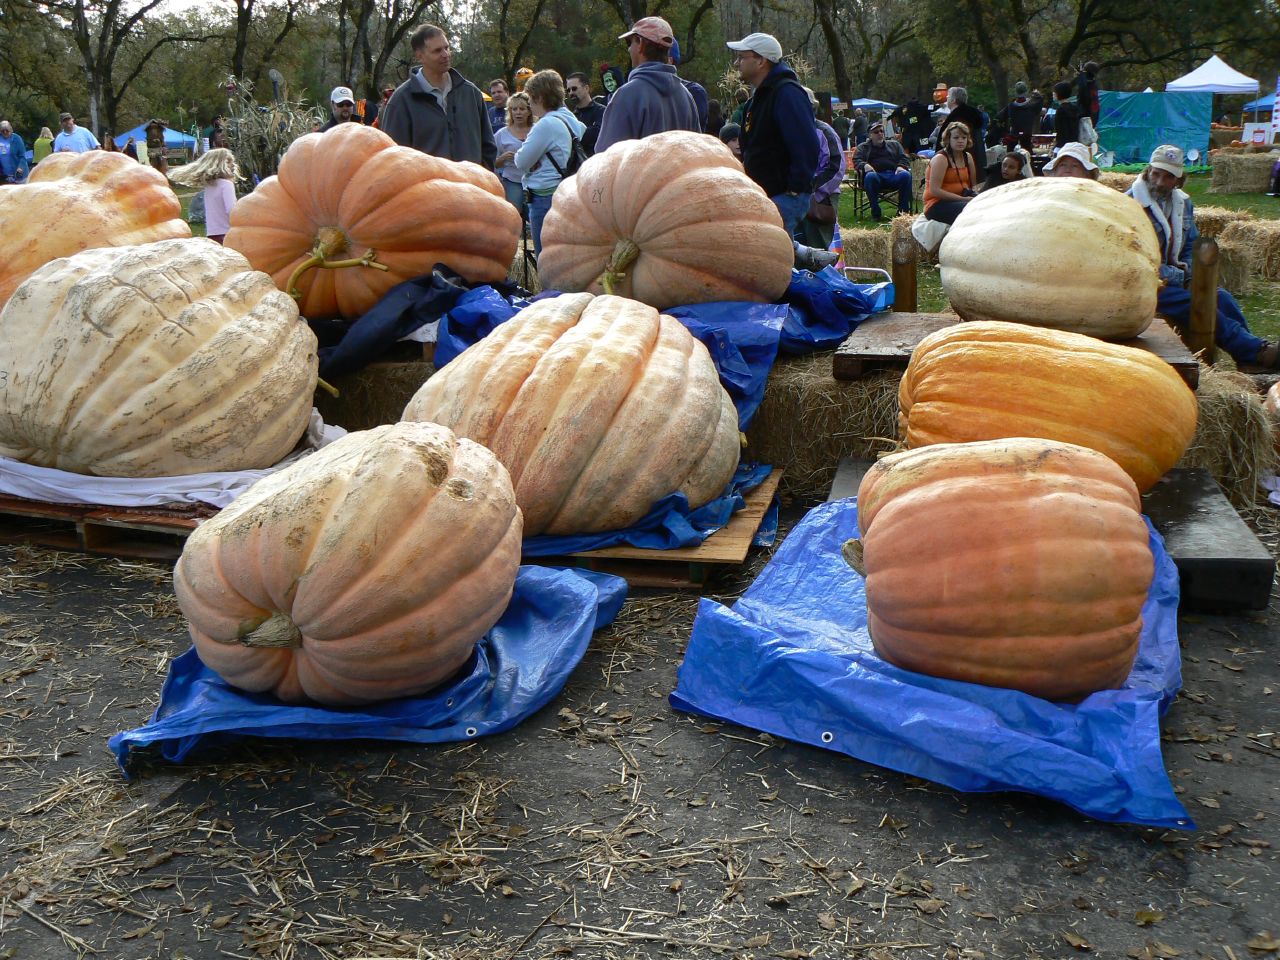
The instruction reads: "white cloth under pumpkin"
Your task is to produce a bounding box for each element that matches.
[0,410,345,510]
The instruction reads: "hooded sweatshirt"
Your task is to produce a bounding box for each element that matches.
[594,61,700,153]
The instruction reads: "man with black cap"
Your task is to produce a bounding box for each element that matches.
[321,86,366,131]
[1129,144,1280,369]
[595,16,699,153]
[852,120,912,221]
[53,112,98,153]
[728,31,835,269]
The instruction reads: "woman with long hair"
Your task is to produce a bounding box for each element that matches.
[168,148,243,244]
[923,121,979,225]
[494,91,533,215]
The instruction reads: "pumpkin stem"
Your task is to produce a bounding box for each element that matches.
[840,538,866,577]
[316,376,340,398]
[240,612,303,649]
[286,231,391,305]
[599,239,640,295]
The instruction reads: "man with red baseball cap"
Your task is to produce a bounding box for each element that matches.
[594,16,699,153]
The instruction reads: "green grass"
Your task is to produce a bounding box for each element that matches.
[176,187,207,239]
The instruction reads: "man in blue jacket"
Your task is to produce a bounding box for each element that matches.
[1129,144,1279,369]
[594,17,699,153]
[730,32,835,270]
[0,121,29,184]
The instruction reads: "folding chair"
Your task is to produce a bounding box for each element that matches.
[850,165,919,221]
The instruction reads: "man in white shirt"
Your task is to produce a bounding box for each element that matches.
[53,112,99,154]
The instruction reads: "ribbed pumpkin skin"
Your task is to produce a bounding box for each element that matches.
[402,292,740,536]
[174,422,523,706]
[856,438,1153,702]
[0,238,317,477]
[225,124,521,320]
[899,320,1198,491]
[0,150,190,309]
[537,132,794,310]
[939,178,1160,340]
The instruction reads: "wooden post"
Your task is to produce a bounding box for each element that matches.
[1187,237,1218,364]
[891,231,918,313]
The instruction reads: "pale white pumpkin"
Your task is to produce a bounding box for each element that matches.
[0,237,317,477]
[402,292,740,536]
[938,177,1161,340]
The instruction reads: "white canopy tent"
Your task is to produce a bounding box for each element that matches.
[1165,55,1258,94]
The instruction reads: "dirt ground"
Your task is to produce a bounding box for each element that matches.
[0,506,1277,960]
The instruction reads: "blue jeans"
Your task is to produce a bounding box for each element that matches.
[502,177,525,217]
[770,192,812,239]
[864,168,913,217]
[1156,283,1265,364]
[528,192,554,257]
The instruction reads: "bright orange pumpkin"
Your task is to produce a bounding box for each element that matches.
[225,124,521,320]
[848,438,1153,702]
[0,150,190,309]
[174,421,523,706]
[536,131,794,310]
[401,292,740,536]
[899,321,1198,491]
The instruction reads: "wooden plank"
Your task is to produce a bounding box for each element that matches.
[0,494,94,521]
[831,312,958,380]
[833,314,1199,389]
[0,495,202,561]
[568,469,783,564]
[1142,468,1275,612]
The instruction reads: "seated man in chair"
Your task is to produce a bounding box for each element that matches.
[852,121,912,222]
[1128,145,1280,370]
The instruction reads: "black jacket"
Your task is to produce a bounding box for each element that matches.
[571,98,607,155]
[740,62,820,197]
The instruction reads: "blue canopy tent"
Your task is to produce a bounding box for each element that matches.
[1241,92,1274,113]
[116,122,197,150]
[849,97,897,111]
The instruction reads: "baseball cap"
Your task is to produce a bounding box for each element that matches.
[869,120,885,132]
[727,32,784,62]
[619,16,675,48]
[330,86,355,105]
[669,38,681,64]
[1149,144,1185,178]
[1043,141,1098,172]
[59,112,73,122]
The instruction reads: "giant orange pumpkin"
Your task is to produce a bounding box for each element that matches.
[225,124,521,320]
[402,292,740,536]
[174,421,523,706]
[537,131,794,310]
[848,438,1153,702]
[0,150,190,309]
[899,321,1198,491]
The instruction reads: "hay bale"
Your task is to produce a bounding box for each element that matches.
[910,156,928,200]
[841,227,890,272]
[890,212,937,266]
[1210,152,1277,194]
[509,238,542,292]
[313,360,434,432]
[1193,205,1254,240]
[746,357,900,500]
[1218,219,1280,281]
[1177,364,1278,508]
[1098,171,1136,192]
[1216,229,1257,297]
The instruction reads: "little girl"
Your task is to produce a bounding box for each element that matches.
[169,148,242,244]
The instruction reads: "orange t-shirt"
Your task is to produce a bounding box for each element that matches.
[924,155,975,211]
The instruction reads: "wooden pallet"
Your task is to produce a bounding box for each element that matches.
[827,458,1275,612]
[542,470,784,589]
[831,314,1200,389]
[0,494,203,561]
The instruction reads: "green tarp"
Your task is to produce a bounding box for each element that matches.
[1098,90,1211,164]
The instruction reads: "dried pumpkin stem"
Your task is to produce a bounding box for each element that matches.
[841,538,866,577]
[286,229,391,303]
[316,377,340,398]
[599,239,640,295]
[240,612,303,649]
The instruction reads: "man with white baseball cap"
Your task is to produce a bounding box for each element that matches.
[594,16,699,153]
[728,31,834,270]
[1129,144,1280,368]
[321,86,365,131]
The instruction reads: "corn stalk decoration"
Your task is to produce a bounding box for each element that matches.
[221,75,324,186]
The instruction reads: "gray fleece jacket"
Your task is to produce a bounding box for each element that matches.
[381,67,497,170]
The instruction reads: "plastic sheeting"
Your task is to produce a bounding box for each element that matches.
[781,267,892,355]
[109,567,627,775]
[1097,91,1211,166]
[521,462,776,556]
[671,499,1193,829]
[0,410,346,509]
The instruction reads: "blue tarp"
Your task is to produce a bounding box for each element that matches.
[1097,90,1212,165]
[780,267,892,355]
[671,499,1192,829]
[109,567,626,775]
[522,462,776,556]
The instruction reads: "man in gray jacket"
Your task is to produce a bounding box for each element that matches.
[594,17,699,153]
[381,23,497,170]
